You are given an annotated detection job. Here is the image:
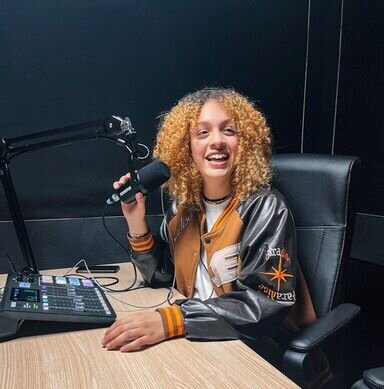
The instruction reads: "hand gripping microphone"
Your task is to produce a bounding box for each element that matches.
[106,160,170,205]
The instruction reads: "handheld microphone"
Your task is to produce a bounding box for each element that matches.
[106,160,170,205]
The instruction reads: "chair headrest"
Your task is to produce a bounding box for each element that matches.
[272,153,360,227]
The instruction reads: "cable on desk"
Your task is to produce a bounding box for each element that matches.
[63,258,137,293]
[82,187,177,310]
[93,276,119,287]
[107,266,177,311]
[108,285,173,311]
[100,203,138,292]
[64,273,119,287]
[62,203,140,293]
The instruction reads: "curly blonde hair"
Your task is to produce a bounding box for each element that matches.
[153,88,272,209]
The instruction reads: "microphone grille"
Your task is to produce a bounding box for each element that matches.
[138,160,170,192]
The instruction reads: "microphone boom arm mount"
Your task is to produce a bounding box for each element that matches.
[0,115,141,274]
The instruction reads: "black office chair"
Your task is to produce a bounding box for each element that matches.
[270,153,361,388]
[351,367,384,389]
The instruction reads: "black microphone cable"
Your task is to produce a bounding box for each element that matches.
[99,202,140,292]
[98,186,177,310]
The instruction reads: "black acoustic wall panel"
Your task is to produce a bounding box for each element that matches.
[0,0,307,221]
[301,0,343,154]
[0,1,308,269]
[335,0,384,216]
[334,2,384,380]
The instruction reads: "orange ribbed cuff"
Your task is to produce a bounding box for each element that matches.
[156,305,185,339]
[128,233,154,252]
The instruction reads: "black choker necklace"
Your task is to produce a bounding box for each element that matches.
[202,193,232,204]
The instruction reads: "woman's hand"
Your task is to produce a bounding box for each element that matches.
[101,311,166,352]
[113,173,148,235]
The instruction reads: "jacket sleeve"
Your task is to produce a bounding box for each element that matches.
[129,216,174,288]
[178,191,298,341]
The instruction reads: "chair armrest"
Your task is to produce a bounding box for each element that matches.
[351,367,384,389]
[363,367,384,388]
[288,303,360,353]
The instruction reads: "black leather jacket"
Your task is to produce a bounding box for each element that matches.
[131,188,297,341]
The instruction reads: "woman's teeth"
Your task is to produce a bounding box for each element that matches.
[207,153,228,161]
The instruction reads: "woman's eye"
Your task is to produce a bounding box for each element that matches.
[197,129,209,137]
[223,127,235,135]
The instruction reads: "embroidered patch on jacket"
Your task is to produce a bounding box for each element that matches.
[260,249,293,291]
[174,214,192,242]
[210,243,240,287]
[258,247,295,302]
[258,283,296,302]
[266,247,291,262]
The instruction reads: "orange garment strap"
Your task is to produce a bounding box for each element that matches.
[156,305,185,339]
[127,234,155,252]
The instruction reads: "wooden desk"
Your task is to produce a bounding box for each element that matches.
[0,264,298,388]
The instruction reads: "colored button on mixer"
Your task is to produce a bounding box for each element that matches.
[81,279,94,288]
[55,277,67,285]
[41,276,53,284]
[68,277,81,286]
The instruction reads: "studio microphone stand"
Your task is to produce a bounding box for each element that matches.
[0,115,141,274]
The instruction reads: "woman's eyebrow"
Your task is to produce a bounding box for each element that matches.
[197,118,233,126]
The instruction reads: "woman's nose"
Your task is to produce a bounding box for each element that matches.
[209,130,225,148]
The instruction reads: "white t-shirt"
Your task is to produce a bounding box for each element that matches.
[193,197,231,300]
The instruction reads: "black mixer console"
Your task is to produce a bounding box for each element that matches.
[0,272,116,340]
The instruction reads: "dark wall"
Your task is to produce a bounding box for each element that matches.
[0,0,306,221]
[300,0,384,268]
[1,1,383,267]
[1,0,383,267]
[0,0,308,270]
[335,1,384,379]
[336,0,384,216]
[336,1,384,266]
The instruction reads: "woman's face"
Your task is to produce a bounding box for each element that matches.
[190,99,239,194]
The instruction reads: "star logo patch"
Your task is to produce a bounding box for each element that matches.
[259,254,294,292]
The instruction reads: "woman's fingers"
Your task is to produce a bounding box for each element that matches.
[113,173,132,189]
[103,317,127,337]
[120,336,150,352]
[102,316,137,342]
[101,311,165,352]
[104,327,144,350]
[134,192,146,206]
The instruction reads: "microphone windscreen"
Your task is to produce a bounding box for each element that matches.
[138,160,170,192]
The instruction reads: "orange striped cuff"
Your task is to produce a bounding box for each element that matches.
[128,234,155,252]
[156,305,185,339]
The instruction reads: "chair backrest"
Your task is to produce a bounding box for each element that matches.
[271,153,360,318]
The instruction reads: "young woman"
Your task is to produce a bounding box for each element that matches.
[102,88,297,352]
